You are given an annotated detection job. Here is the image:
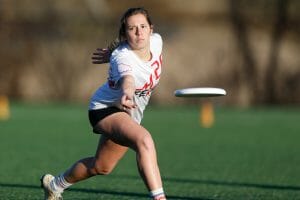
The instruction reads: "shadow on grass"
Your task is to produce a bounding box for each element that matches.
[1,175,299,199]
[164,177,300,191]
[124,175,300,191]
[0,183,212,200]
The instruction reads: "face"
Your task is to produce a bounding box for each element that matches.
[125,13,153,51]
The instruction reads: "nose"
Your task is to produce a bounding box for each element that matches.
[135,27,141,35]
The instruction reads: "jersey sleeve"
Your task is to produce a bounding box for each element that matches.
[109,51,134,86]
[150,33,163,53]
[115,56,133,77]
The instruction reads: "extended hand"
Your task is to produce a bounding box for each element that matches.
[121,94,137,111]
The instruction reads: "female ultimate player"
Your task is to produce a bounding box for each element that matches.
[41,7,166,200]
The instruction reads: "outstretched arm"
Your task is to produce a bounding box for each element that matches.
[119,75,137,110]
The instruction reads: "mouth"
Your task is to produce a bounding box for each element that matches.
[136,38,145,42]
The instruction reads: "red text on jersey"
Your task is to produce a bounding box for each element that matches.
[135,54,162,97]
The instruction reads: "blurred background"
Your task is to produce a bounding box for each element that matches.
[1,0,299,107]
[1,1,300,199]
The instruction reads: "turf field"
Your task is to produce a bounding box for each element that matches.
[0,103,300,200]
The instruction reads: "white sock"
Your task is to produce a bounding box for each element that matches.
[50,173,72,193]
[150,188,165,199]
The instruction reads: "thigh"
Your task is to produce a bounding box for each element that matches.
[94,112,151,150]
[94,134,128,171]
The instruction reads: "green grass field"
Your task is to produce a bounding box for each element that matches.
[0,103,300,200]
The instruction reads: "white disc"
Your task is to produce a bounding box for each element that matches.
[174,87,227,97]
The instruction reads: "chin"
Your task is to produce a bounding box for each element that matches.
[133,44,146,50]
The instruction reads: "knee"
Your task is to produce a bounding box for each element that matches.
[136,131,155,152]
[89,159,113,176]
[96,168,112,175]
[94,167,112,176]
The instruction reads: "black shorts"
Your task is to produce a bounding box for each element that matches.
[88,107,125,128]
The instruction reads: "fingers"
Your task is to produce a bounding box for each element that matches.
[92,58,105,64]
[91,55,104,63]
[91,48,110,64]
[121,95,137,110]
[97,48,109,52]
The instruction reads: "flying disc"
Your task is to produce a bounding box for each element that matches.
[174,87,227,97]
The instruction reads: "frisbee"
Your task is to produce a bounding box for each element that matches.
[174,87,227,97]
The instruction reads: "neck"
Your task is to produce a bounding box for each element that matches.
[133,47,152,62]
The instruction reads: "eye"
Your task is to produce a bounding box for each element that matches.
[127,26,134,31]
[141,25,147,29]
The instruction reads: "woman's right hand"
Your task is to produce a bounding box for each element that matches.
[91,48,110,64]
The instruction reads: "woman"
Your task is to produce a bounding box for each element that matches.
[41,7,166,200]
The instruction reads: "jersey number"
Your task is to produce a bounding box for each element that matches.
[138,54,162,92]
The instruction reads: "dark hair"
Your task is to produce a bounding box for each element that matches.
[118,7,153,42]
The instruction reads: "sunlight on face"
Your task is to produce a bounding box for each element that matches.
[125,13,153,51]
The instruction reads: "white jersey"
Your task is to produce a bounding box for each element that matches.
[89,33,163,124]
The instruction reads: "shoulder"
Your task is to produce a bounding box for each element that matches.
[150,33,163,54]
[151,33,163,45]
[110,43,132,64]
